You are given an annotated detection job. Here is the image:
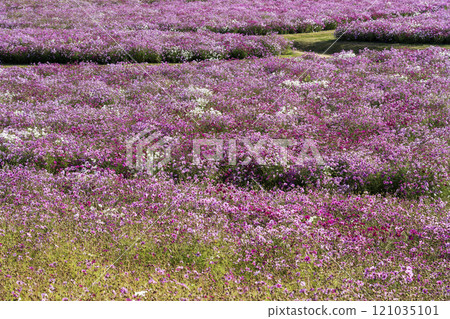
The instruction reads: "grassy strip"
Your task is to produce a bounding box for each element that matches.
[280,49,329,58]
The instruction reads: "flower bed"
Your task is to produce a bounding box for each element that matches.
[336,9,450,44]
[0,28,288,64]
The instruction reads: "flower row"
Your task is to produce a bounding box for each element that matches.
[0,28,288,64]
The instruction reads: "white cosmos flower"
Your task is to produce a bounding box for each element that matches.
[337,51,356,59]
[0,131,20,141]
[188,86,213,96]
[282,79,302,87]
[135,291,147,297]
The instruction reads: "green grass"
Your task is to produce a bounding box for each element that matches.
[0,217,336,300]
[282,30,450,55]
[0,65,30,68]
[279,48,330,59]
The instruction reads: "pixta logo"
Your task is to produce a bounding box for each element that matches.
[126,132,324,175]
[192,138,324,167]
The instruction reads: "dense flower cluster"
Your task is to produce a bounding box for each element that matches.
[0,48,449,198]
[336,8,450,44]
[0,167,448,300]
[0,28,288,64]
[0,0,446,34]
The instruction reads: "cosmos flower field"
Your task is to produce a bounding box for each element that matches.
[0,0,449,301]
